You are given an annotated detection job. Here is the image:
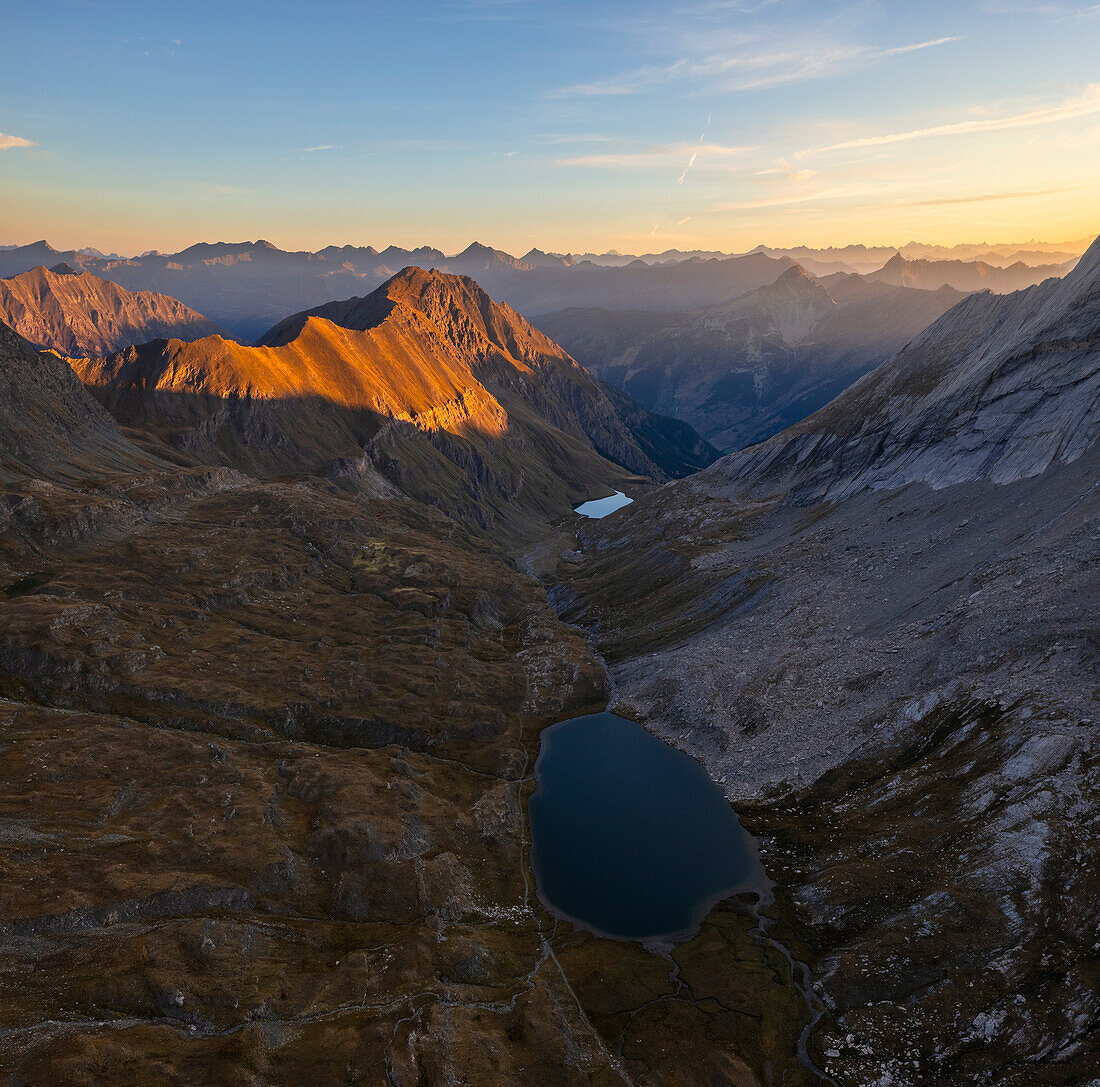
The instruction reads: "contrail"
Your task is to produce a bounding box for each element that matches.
[677,113,712,186]
[677,151,699,185]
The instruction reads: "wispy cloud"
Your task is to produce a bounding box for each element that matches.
[558,141,755,169]
[677,150,700,184]
[529,133,626,145]
[710,181,910,211]
[0,133,34,152]
[556,61,688,97]
[807,82,1100,153]
[296,143,344,152]
[755,166,819,181]
[553,35,960,97]
[981,0,1100,16]
[711,181,1084,214]
[902,186,1082,206]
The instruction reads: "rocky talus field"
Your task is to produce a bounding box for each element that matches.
[556,237,1100,1084]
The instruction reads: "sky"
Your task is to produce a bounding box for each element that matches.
[2,0,1099,256]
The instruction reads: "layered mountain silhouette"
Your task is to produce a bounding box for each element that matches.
[864,252,1071,293]
[0,237,1079,344]
[0,264,220,356]
[0,240,797,340]
[71,268,714,535]
[539,264,965,450]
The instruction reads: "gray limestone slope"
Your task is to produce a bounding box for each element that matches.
[554,235,1100,1083]
[716,234,1100,501]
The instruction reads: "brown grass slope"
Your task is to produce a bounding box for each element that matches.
[0,313,808,1087]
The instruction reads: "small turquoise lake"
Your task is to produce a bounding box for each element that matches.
[574,491,633,518]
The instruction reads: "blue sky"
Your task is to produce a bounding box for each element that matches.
[2,0,1099,254]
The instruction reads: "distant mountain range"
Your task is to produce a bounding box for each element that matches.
[0,237,1081,341]
[5,240,1073,464]
[862,252,1069,293]
[564,237,1092,272]
[539,264,967,450]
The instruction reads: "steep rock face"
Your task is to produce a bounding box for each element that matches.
[72,270,713,536]
[0,320,155,483]
[539,266,963,451]
[0,265,221,355]
[718,234,1100,501]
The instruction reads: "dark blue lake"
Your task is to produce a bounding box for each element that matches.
[529,711,765,941]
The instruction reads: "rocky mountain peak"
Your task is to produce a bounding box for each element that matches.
[774,262,818,287]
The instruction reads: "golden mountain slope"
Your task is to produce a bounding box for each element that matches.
[71,269,677,535]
